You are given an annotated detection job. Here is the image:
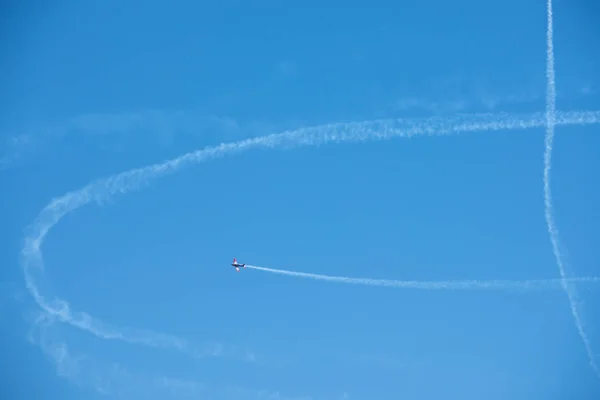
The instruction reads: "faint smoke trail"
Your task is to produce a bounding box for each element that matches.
[542,0,599,377]
[245,265,600,292]
[20,110,600,351]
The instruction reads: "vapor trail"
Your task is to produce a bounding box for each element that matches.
[543,0,599,377]
[245,265,600,292]
[20,110,600,352]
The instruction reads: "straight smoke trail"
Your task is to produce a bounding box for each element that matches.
[245,265,600,292]
[20,110,600,352]
[543,0,599,377]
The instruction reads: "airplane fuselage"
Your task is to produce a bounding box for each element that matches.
[231,258,245,271]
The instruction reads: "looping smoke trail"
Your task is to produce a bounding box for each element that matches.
[20,110,600,355]
[245,265,600,292]
[543,0,600,377]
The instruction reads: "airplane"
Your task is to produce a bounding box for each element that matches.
[231,258,246,272]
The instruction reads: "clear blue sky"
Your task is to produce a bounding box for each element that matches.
[1,1,600,399]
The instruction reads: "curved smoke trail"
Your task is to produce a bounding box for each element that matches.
[20,110,600,354]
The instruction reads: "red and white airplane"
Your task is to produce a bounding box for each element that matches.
[231,258,246,272]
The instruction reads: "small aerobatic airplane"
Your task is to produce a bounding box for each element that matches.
[231,258,246,272]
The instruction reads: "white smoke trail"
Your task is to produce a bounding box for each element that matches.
[245,265,600,292]
[543,0,599,377]
[20,110,600,353]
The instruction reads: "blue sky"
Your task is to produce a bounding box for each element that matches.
[1,0,600,399]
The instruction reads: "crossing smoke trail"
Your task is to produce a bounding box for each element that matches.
[245,265,600,291]
[20,110,600,352]
[543,0,600,377]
